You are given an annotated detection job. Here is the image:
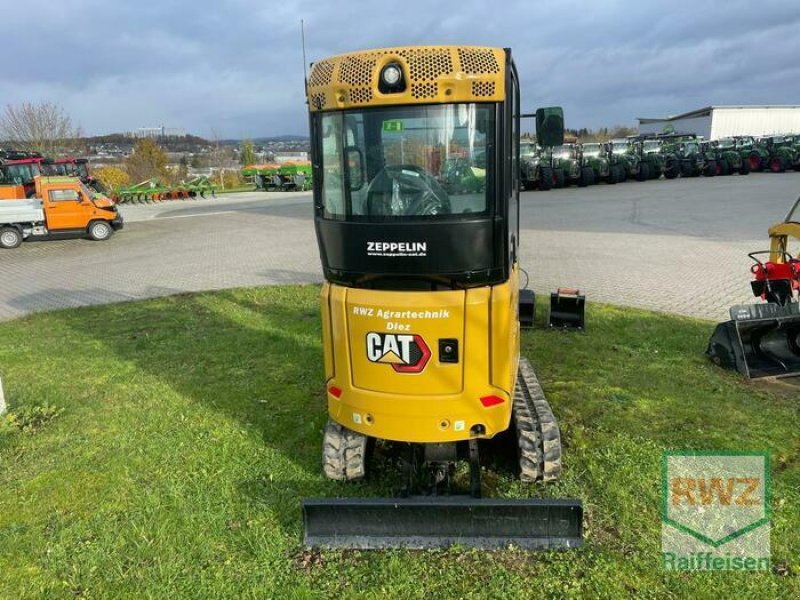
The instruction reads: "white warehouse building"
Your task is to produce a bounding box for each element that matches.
[637,105,800,140]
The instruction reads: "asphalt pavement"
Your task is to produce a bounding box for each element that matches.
[0,174,797,321]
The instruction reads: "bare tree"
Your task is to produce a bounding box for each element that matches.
[0,102,82,157]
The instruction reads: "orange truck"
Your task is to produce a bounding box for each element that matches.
[0,176,122,249]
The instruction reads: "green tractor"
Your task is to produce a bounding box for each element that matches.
[789,134,800,170]
[705,138,750,176]
[757,135,798,173]
[629,138,666,179]
[732,136,765,172]
[520,142,558,191]
[538,146,568,188]
[580,142,620,184]
[663,135,716,178]
[609,138,655,181]
[651,136,683,179]
[552,144,594,187]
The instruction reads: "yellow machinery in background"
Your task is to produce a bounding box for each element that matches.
[302,46,582,549]
[708,196,800,378]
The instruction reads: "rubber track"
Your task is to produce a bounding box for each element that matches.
[513,358,563,482]
[322,419,368,481]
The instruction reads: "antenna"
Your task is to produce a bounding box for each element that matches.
[301,19,308,95]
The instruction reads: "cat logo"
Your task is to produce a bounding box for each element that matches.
[366,332,431,373]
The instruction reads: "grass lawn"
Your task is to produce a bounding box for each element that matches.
[0,286,797,598]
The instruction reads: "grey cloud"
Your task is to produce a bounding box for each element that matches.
[0,0,798,137]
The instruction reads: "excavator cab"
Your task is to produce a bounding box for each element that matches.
[302,46,582,550]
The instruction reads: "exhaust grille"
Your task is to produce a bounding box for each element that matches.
[472,81,496,97]
[349,87,373,104]
[339,54,380,86]
[411,82,438,99]
[458,47,500,74]
[398,48,453,82]
[308,59,335,87]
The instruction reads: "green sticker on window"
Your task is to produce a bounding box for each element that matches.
[383,120,404,132]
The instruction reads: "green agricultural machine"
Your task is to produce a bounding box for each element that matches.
[757,136,798,173]
[629,138,666,179]
[580,143,617,184]
[112,178,174,204]
[278,163,313,191]
[520,142,561,191]
[735,136,767,172]
[552,144,594,187]
[662,135,716,177]
[609,138,659,181]
[705,139,750,176]
[538,147,566,188]
[243,163,312,191]
[179,176,217,197]
[111,176,216,204]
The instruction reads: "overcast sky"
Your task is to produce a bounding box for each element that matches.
[3,0,798,138]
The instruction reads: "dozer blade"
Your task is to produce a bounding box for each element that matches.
[303,496,583,550]
[707,303,800,379]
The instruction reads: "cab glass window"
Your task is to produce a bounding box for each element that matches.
[49,189,80,202]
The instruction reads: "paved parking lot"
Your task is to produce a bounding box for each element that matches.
[0,174,797,321]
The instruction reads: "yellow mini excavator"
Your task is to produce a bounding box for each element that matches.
[302,46,582,549]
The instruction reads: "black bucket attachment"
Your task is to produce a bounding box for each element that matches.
[303,496,583,550]
[548,288,585,330]
[519,289,536,329]
[707,303,800,379]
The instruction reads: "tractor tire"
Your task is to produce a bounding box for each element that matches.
[538,167,553,191]
[579,166,594,187]
[554,168,565,189]
[719,159,730,176]
[88,220,114,241]
[769,156,785,173]
[322,419,368,481]
[749,153,763,172]
[664,162,680,179]
[0,226,22,249]
[739,160,750,175]
[636,163,651,181]
[607,165,619,185]
[703,160,717,177]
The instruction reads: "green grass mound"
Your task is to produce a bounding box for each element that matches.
[0,286,797,598]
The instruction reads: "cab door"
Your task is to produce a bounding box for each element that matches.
[44,187,89,231]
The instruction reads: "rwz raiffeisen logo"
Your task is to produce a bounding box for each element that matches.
[662,451,771,571]
[365,332,431,373]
